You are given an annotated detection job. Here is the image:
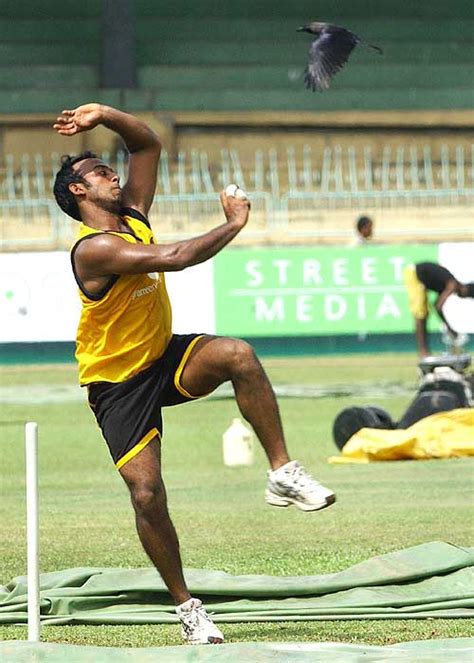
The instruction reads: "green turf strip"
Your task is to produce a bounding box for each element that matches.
[1,638,473,662]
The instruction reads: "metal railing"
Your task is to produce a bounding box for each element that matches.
[1,144,473,249]
[0,199,64,248]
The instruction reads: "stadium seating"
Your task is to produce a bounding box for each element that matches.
[0,2,472,113]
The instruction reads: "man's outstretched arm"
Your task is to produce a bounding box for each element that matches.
[53,103,161,217]
[74,191,250,285]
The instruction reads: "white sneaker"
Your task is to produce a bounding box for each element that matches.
[265,460,336,512]
[176,598,224,645]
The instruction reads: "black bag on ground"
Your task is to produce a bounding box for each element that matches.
[332,406,396,451]
[397,376,470,429]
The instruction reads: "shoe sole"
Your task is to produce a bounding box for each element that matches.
[265,490,336,512]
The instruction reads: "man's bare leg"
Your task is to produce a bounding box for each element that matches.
[180,336,290,470]
[119,438,224,643]
[180,335,335,512]
[119,439,190,604]
[415,317,430,357]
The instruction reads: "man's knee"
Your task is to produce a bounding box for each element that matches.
[225,338,258,373]
[130,481,167,517]
[185,336,260,387]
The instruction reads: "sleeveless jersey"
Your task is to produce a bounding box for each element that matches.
[71,208,172,386]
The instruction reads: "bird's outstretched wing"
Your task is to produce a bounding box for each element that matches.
[304,29,359,91]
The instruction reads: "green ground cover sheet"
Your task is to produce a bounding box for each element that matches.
[1,542,472,626]
[1,638,473,662]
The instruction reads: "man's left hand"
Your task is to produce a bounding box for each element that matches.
[53,103,105,136]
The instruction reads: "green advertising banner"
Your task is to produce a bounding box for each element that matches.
[214,245,438,336]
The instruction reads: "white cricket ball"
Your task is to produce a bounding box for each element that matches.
[225,183,248,200]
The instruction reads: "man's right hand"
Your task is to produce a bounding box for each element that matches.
[220,190,251,230]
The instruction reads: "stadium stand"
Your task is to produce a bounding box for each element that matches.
[0,0,472,248]
[0,1,473,112]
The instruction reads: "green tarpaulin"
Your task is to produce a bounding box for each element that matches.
[1,542,473,626]
[1,639,473,662]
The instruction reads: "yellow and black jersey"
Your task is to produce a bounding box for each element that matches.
[71,208,172,386]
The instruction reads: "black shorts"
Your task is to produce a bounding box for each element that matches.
[87,333,204,469]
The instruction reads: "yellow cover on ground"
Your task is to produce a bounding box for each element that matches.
[329,408,474,463]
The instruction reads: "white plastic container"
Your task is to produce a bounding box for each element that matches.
[222,418,255,466]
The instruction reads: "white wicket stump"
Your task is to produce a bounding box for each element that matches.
[25,421,40,642]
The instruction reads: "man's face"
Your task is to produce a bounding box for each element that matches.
[71,158,122,210]
[360,222,373,239]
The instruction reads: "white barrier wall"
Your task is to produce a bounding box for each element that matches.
[1,252,79,343]
[0,253,215,343]
[438,243,474,334]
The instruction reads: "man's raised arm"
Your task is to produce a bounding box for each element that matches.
[53,103,161,217]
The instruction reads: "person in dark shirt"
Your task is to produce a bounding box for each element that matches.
[404,261,474,356]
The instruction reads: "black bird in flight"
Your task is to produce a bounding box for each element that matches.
[297,22,383,92]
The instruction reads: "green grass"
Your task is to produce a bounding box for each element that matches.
[0,353,473,647]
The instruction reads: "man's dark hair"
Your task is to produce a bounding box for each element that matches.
[53,151,97,221]
[356,215,373,232]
